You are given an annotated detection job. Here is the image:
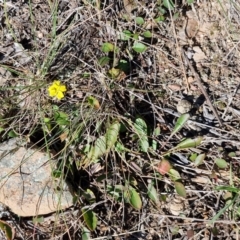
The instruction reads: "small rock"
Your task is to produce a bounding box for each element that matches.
[177,99,192,114]
[0,138,73,217]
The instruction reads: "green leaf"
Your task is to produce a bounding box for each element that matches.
[228,152,236,158]
[134,117,149,152]
[163,0,174,10]
[106,121,121,150]
[143,30,152,38]
[176,136,203,149]
[215,158,228,169]
[135,17,144,25]
[147,182,159,204]
[118,59,129,72]
[0,220,14,240]
[171,113,190,136]
[194,153,205,166]
[87,96,100,109]
[82,208,98,231]
[174,182,186,198]
[169,169,181,181]
[83,189,96,204]
[87,136,107,162]
[155,15,165,22]
[32,216,44,224]
[115,142,126,153]
[8,130,18,138]
[187,0,194,4]
[54,111,69,126]
[101,42,114,52]
[132,42,147,53]
[133,33,139,40]
[125,187,142,210]
[98,56,111,66]
[82,227,91,240]
[152,126,161,151]
[189,153,197,161]
[108,68,121,79]
[52,170,62,178]
[82,72,91,78]
[215,186,239,193]
[119,30,132,41]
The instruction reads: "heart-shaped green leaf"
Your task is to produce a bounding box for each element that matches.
[135,17,144,25]
[101,42,114,52]
[143,30,152,38]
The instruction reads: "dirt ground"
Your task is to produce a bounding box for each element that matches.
[0,0,240,239]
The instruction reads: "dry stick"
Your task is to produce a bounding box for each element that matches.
[181,49,223,127]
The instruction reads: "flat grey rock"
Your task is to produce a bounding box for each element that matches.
[0,138,73,217]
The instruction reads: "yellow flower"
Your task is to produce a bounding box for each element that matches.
[48,80,67,100]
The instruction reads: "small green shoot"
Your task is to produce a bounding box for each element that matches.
[152,126,161,151]
[134,117,149,152]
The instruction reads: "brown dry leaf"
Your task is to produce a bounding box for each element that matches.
[168,84,181,91]
[186,18,198,38]
[185,11,199,38]
[123,0,138,14]
[59,132,68,142]
[191,176,211,184]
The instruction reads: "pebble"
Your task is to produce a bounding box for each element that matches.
[177,99,192,114]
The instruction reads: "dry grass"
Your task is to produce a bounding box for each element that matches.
[0,0,240,239]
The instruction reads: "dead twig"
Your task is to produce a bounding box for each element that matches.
[181,49,223,127]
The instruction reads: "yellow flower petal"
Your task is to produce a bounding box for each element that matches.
[48,80,67,100]
[59,85,67,92]
[56,91,64,100]
[53,80,61,86]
